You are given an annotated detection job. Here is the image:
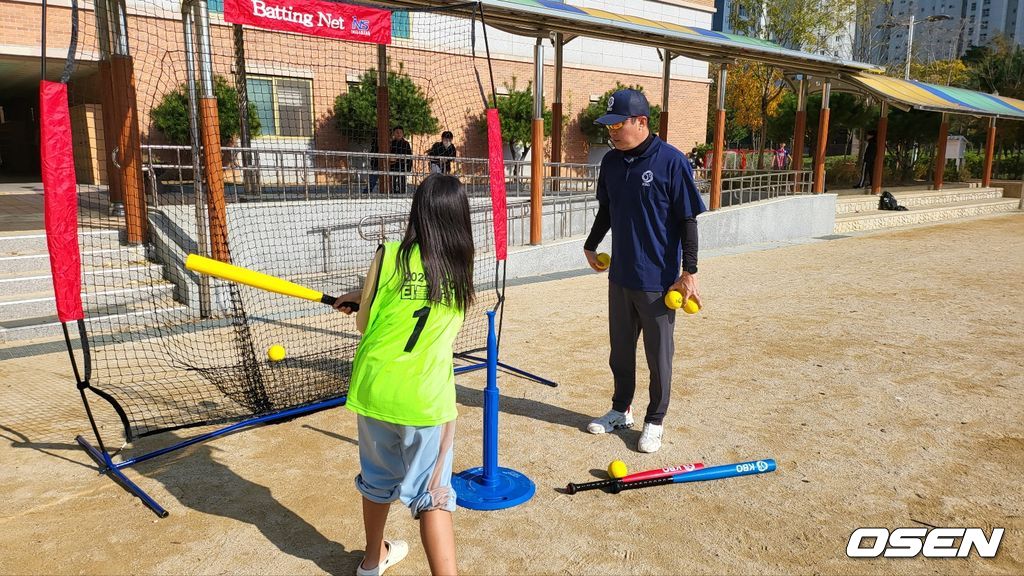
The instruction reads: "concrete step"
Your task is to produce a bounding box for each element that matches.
[0,264,165,296]
[0,229,124,257]
[835,187,1005,215]
[0,295,191,343]
[834,198,1020,233]
[0,283,175,322]
[0,245,149,275]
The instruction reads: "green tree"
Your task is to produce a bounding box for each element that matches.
[152,75,260,145]
[707,75,751,147]
[730,0,854,167]
[333,62,439,144]
[965,37,1024,97]
[885,109,941,181]
[964,37,1024,153]
[910,59,970,87]
[579,82,661,144]
[480,78,551,164]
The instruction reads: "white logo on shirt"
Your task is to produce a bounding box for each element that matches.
[641,170,654,187]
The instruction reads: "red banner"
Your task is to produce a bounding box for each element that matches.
[224,0,391,45]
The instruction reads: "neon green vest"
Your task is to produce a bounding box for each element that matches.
[346,242,463,426]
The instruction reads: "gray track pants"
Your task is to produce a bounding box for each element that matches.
[608,282,676,425]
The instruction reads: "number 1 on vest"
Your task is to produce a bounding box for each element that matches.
[405,306,432,352]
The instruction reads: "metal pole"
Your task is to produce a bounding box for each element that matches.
[529,38,544,245]
[108,0,145,238]
[194,1,214,96]
[709,63,727,210]
[660,50,671,140]
[233,24,257,197]
[905,16,914,80]
[93,0,123,209]
[194,0,229,262]
[182,3,211,317]
[376,44,390,195]
[792,76,807,193]
[551,33,562,193]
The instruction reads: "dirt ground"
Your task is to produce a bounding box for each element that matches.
[1,214,1022,575]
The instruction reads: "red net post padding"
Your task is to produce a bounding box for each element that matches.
[486,108,508,261]
[40,80,84,322]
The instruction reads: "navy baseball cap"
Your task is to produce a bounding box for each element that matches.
[595,89,650,125]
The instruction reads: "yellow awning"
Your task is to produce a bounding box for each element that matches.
[848,72,1024,120]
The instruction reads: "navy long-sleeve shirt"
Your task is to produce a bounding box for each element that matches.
[584,134,705,291]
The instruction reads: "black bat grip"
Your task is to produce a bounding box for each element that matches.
[566,479,614,494]
[320,294,359,311]
[610,475,674,494]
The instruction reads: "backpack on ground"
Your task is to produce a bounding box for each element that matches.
[879,191,907,211]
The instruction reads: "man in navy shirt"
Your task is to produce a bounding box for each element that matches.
[583,89,706,453]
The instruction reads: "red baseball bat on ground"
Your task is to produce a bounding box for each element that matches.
[566,462,704,494]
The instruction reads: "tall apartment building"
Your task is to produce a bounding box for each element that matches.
[857,0,1024,67]
[711,0,853,59]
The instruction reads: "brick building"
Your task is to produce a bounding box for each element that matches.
[0,0,714,182]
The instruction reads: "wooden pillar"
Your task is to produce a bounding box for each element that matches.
[530,39,545,245]
[110,54,147,243]
[97,60,123,206]
[811,80,831,194]
[659,50,671,140]
[709,64,727,211]
[195,0,228,261]
[871,101,888,195]
[94,0,123,210]
[792,76,807,193]
[551,34,563,193]
[933,112,949,190]
[376,44,390,195]
[982,117,996,187]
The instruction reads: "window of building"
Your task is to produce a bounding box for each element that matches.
[246,76,313,138]
[392,10,411,39]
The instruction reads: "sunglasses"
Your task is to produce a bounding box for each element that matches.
[605,117,636,131]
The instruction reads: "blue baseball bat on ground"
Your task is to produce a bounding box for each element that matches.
[609,459,776,493]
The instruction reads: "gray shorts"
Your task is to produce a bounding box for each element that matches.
[354,415,457,518]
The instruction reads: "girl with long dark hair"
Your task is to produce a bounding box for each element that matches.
[335,173,474,575]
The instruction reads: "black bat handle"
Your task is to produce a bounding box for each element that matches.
[320,294,359,312]
[565,479,615,494]
[610,475,675,494]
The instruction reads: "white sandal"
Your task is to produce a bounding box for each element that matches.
[356,540,409,576]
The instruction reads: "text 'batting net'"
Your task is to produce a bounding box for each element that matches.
[65,0,500,440]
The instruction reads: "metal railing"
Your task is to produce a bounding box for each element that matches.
[719,170,811,206]
[139,145,813,246]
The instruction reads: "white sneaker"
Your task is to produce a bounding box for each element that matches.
[356,540,409,576]
[587,406,634,434]
[638,423,663,453]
